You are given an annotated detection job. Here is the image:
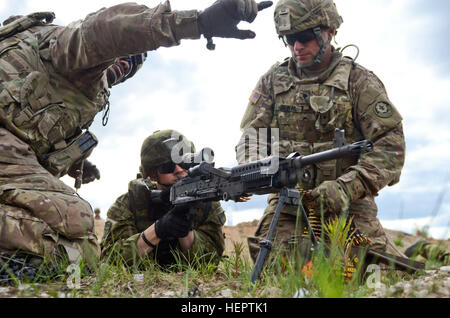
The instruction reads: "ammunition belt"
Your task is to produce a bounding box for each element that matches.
[298,188,372,280]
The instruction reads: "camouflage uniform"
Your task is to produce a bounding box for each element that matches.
[237,0,406,262]
[405,240,450,266]
[0,2,204,263]
[416,243,450,266]
[101,178,226,267]
[101,130,226,267]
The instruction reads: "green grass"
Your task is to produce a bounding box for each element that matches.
[2,218,448,298]
[1,240,446,298]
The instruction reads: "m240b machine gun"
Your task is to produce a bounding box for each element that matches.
[151,129,424,282]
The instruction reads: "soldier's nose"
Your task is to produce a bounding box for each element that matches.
[294,40,306,50]
[174,165,186,175]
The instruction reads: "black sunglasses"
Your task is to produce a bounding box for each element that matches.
[157,162,177,174]
[283,28,317,46]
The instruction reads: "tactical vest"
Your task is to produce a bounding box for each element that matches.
[270,57,364,190]
[127,179,213,232]
[0,12,109,176]
[127,179,165,232]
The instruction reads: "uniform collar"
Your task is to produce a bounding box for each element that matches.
[287,49,351,90]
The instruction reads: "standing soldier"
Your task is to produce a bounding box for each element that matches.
[0,0,272,269]
[101,130,226,267]
[236,0,406,263]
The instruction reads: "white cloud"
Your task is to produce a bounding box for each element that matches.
[381,213,450,240]
[226,208,263,227]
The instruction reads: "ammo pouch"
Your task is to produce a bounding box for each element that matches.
[0,12,55,41]
[41,131,98,177]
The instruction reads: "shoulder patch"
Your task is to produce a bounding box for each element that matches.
[374,102,393,118]
[249,90,262,105]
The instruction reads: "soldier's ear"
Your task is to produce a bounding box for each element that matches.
[328,28,336,40]
[139,165,146,179]
[148,170,158,182]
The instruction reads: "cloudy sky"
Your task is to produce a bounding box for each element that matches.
[1,0,449,238]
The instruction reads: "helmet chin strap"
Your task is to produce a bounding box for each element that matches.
[297,26,331,69]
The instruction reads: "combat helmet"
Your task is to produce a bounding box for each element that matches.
[274,0,343,68]
[140,130,195,178]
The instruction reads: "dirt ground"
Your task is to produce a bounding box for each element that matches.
[0,219,447,299]
[223,220,259,259]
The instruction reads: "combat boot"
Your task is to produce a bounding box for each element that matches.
[404,238,428,258]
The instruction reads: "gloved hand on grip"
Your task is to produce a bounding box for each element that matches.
[307,180,350,215]
[198,0,273,40]
[155,204,194,240]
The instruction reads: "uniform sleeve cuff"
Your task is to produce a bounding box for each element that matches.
[173,10,201,41]
[338,170,368,202]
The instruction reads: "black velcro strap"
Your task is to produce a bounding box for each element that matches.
[141,232,157,249]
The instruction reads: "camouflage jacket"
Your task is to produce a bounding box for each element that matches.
[237,50,406,207]
[101,178,226,267]
[0,1,200,176]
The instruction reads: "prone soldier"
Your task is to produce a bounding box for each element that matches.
[405,239,450,266]
[101,130,226,267]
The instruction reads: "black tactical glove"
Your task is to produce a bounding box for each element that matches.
[68,160,100,186]
[155,204,194,240]
[198,0,273,39]
[82,160,101,183]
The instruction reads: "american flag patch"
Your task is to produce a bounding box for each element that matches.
[249,90,262,104]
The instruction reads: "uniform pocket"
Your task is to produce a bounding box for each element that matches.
[310,93,354,136]
[0,38,20,55]
[1,189,95,240]
[275,104,317,142]
[42,130,98,177]
[0,204,57,255]
[310,96,334,133]
[19,71,55,111]
[272,139,293,157]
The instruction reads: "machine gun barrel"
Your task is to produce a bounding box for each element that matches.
[294,140,374,169]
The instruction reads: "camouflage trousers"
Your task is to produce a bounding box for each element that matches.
[248,194,405,263]
[414,243,450,266]
[0,128,100,264]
